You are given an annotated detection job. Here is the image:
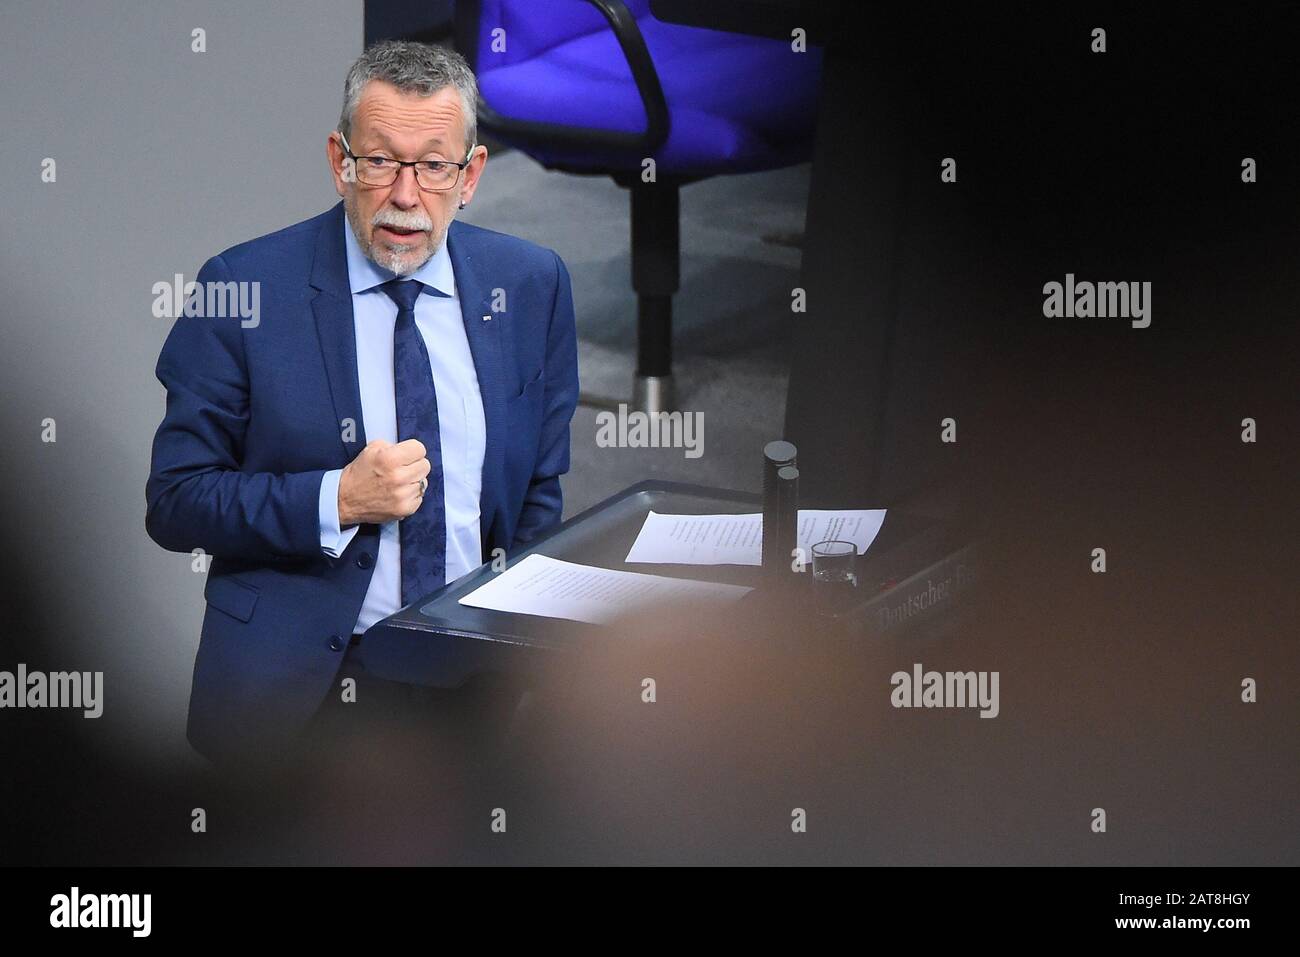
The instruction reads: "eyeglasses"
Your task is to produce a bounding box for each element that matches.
[338,131,473,191]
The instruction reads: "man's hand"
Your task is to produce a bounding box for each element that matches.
[337,439,430,526]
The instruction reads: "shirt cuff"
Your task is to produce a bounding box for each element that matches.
[318,468,360,558]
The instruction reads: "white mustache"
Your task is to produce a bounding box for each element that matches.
[371,209,432,232]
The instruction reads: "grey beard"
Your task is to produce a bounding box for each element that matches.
[371,240,432,276]
[343,192,450,276]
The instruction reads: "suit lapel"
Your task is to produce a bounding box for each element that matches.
[310,203,368,463]
[446,221,506,555]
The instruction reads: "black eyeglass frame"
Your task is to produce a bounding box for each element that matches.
[337,130,475,191]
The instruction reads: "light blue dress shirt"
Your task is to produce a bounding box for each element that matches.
[318,219,487,633]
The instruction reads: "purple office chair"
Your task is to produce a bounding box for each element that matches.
[456,0,823,413]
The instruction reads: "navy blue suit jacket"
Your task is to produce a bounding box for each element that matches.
[146,203,578,763]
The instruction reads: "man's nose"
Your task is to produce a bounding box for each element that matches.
[387,165,421,207]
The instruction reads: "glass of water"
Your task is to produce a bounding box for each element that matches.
[811,540,858,616]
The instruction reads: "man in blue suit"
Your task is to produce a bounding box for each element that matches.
[146,41,579,765]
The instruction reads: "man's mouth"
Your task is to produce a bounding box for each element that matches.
[376,224,427,242]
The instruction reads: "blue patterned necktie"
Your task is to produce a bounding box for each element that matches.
[381,279,446,606]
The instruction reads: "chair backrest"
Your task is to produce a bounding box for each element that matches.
[473,0,652,72]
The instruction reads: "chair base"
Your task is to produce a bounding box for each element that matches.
[578,373,676,416]
[632,373,675,418]
[576,177,684,417]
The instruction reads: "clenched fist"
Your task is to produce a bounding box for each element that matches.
[337,438,431,526]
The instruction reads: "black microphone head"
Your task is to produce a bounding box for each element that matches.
[764,440,797,466]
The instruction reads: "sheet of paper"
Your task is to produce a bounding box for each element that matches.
[457,553,754,625]
[623,509,888,566]
[797,509,888,556]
